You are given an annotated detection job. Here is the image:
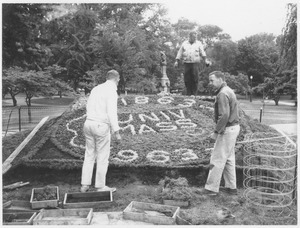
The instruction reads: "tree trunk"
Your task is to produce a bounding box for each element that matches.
[12,96,17,106]
[9,91,18,106]
[274,95,280,106]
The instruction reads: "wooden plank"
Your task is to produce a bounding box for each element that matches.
[4,181,30,190]
[123,201,179,225]
[2,116,49,174]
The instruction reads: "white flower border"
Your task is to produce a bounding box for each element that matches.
[147,150,170,163]
[174,148,198,161]
[113,150,138,163]
[66,114,86,149]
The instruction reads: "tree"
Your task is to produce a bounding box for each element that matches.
[197,24,231,50]
[235,33,280,86]
[2,4,54,70]
[208,39,239,74]
[254,4,297,104]
[277,4,297,99]
[2,68,22,106]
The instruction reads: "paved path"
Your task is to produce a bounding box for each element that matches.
[270,123,297,136]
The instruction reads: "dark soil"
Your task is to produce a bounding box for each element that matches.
[2,165,297,225]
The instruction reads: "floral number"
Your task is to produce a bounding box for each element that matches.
[157,96,174,105]
[135,96,149,104]
[113,150,138,162]
[147,150,170,163]
[174,148,198,161]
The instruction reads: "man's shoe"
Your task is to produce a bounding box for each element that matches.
[97,186,116,193]
[80,185,89,193]
[201,189,218,196]
[220,187,238,195]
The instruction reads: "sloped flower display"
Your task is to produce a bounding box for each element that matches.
[21,94,280,169]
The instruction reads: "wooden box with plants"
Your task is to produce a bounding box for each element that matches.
[159,177,193,208]
[30,186,59,209]
[3,211,37,225]
[63,190,113,209]
[32,208,93,225]
[123,201,180,225]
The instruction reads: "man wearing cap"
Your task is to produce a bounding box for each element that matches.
[81,70,122,193]
[174,31,210,96]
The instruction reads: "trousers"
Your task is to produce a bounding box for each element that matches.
[183,63,200,96]
[81,119,111,188]
[205,125,240,192]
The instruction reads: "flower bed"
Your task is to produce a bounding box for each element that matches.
[20,94,280,169]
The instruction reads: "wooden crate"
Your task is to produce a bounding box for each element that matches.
[63,191,113,209]
[123,201,180,225]
[32,208,93,225]
[30,186,59,209]
[3,212,37,225]
[3,200,35,213]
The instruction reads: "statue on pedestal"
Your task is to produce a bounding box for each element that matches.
[160,51,170,94]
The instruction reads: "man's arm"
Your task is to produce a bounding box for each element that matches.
[214,93,230,134]
[174,42,184,67]
[107,94,120,134]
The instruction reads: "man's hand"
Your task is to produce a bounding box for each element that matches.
[205,59,211,67]
[209,132,218,142]
[174,61,179,68]
[115,131,121,141]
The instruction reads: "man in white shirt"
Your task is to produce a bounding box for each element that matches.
[174,31,210,96]
[81,70,122,193]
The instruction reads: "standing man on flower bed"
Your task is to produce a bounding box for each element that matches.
[201,71,240,196]
[81,70,122,193]
[174,31,211,96]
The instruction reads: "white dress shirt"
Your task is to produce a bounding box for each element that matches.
[86,80,120,133]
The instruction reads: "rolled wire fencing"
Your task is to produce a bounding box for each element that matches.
[243,132,297,217]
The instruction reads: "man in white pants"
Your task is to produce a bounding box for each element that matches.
[81,70,121,193]
[202,71,240,196]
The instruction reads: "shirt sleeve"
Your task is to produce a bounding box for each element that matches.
[106,92,120,133]
[176,42,184,60]
[215,93,230,134]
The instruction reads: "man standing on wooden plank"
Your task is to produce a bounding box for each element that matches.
[174,31,211,96]
[81,70,122,193]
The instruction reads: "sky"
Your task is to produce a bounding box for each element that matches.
[161,0,291,41]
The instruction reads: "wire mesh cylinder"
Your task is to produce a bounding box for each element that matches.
[243,132,297,217]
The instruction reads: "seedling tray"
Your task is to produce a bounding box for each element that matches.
[33,208,93,225]
[123,201,180,225]
[3,211,37,225]
[30,186,59,209]
[63,191,113,209]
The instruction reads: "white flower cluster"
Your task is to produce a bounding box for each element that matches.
[112,150,138,163]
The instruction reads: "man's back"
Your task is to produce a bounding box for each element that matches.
[86,81,117,123]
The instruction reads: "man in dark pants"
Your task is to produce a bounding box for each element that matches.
[174,31,210,96]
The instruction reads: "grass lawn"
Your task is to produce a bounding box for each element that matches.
[238,98,297,125]
[30,97,75,106]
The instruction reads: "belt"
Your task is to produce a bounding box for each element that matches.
[86,118,108,124]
